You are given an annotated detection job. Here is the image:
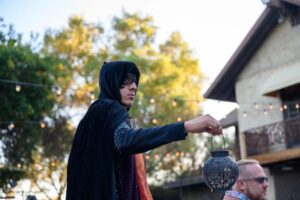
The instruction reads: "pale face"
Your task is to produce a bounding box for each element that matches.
[119,82,137,108]
[241,164,269,200]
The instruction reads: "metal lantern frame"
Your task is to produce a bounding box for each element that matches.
[203,134,239,191]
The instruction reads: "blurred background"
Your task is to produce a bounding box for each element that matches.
[0,1,271,199]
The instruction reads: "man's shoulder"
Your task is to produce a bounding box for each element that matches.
[223,195,240,200]
[223,190,249,200]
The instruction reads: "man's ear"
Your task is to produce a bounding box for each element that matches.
[236,180,246,192]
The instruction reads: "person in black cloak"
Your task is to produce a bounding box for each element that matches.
[66,61,222,200]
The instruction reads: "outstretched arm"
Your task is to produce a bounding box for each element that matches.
[114,114,222,154]
[114,121,186,154]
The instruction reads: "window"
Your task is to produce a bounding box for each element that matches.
[280,84,300,120]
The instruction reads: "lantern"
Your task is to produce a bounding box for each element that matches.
[203,134,239,191]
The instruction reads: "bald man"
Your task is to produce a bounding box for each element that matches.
[223,159,269,200]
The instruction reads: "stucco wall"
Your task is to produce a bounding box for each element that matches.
[235,20,300,133]
[233,18,300,200]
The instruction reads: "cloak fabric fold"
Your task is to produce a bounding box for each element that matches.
[66,99,128,200]
[135,154,153,200]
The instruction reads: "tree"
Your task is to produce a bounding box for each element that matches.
[7,11,207,199]
[109,12,205,183]
[14,16,103,199]
[0,18,55,192]
[15,16,105,200]
[42,16,104,109]
[41,12,206,185]
[24,117,73,200]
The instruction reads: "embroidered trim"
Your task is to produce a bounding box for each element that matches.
[114,121,131,150]
[225,190,249,200]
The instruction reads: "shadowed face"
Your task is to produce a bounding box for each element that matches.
[119,73,138,108]
[99,61,140,107]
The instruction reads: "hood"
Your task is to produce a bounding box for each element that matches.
[99,61,140,103]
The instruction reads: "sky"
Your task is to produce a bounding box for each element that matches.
[1,0,266,120]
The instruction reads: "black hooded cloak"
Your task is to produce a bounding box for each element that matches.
[66,61,186,200]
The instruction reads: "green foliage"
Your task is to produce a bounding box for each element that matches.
[0,167,26,193]
[109,12,205,183]
[112,12,156,51]
[0,10,210,195]
[41,117,74,160]
[40,11,206,185]
[0,19,55,168]
[24,16,105,199]
[41,16,104,108]
[26,148,69,200]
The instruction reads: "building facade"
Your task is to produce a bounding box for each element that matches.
[205,1,300,199]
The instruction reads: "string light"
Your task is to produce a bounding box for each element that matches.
[236,101,300,117]
[0,120,48,129]
[138,96,201,106]
[40,121,46,128]
[269,103,273,110]
[0,78,62,96]
[150,98,155,104]
[3,78,299,121]
[8,123,15,130]
[51,162,56,167]
[152,118,158,124]
[90,92,96,101]
[15,83,21,92]
[0,78,46,88]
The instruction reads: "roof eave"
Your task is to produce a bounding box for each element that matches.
[204,7,279,102]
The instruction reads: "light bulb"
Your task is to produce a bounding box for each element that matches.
[40,122,46,128]
[15,84,21,92]
[150,98,155,104]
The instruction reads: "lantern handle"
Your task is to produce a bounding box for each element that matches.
[210,133,226,151]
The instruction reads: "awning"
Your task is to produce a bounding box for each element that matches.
[220,108,238,128]
[261,61,300,96]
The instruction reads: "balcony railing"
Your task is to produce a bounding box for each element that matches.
[244,117,300,156]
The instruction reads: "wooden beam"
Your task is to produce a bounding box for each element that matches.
[247,147,300,165]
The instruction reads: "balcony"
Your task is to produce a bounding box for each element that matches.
[244,117,300,158]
